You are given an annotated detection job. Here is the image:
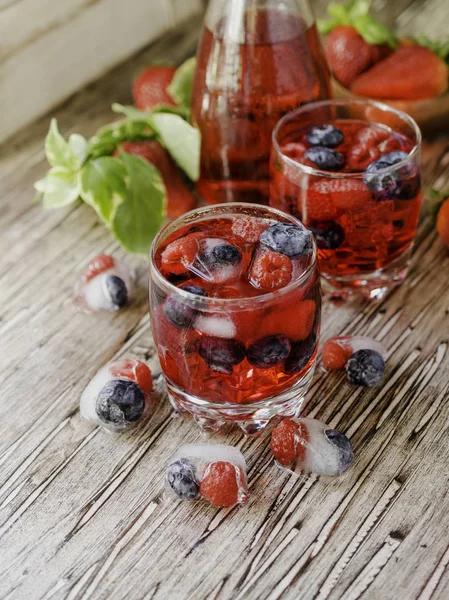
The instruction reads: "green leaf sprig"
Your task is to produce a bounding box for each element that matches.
[34,58,199,255]
[318,0,398,48]
[414,36,449,66]
[427,188,449,224]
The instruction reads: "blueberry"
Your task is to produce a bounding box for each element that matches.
[180,284,208,297]
[284,333,317,374]
[96,379,145,427]
[105,275,128,308]
[306,124,344,148]
[163,296,197,329]
[324,429,354,473]
[304,147,345,171]
[199,337,246,374]
[166,458,199,500]
[346,349,385,387]
[247,335,291,369]
[212,244,242,266]
[310,221,345,250]
[260,223,313,257]
[364,151,418,201]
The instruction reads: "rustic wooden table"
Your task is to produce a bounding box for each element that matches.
[1,4,449,599]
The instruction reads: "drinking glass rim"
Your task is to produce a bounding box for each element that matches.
[272,98,422,180]
[149,202,318,308]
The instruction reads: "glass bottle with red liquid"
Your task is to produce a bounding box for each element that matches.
[191,0,331,206]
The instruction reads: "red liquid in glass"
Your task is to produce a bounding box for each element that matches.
[270,120,422,276]
[151,216,321,405]
[191,10,331,205]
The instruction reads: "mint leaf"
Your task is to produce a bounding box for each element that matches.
[34,166,81,209]
[69,134,88,164]
[167,57,196,109]
[111,153,166,254]
[352,15,397,47]
[87,118,155,159]
[80,157,126,223]
[149,112,200,181]
[45,119,80,171]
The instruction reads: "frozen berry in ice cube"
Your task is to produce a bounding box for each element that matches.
[165,458,200,500]
[249,248,292,290]
[271,418,353,476]
[260,223,313,258]
[161,235,199,275]
[163,296,197,329]
[80,359,152,432]
[364,151,410,201]
[322,336,387,371]
[180,284,208,297]
[310,221,345,250]
[231,217,269,243]
[284,333,317,374]
[166,444,248,507]
[304,147,345,171]
[346,349,385,387]
[193,238,243,284]
[74,254,133,313]
[246,335,291,369]
[199,337,246,374]
[306,125,344,148]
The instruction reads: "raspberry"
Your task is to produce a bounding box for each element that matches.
[82,254,115,283]
[200,461,247,507]
[322,339,353,370]
[270,420,308,465]
[231,217,268,243]
[250,250,292,290]
[262,300,316,341]
[110,359,153,395]
[161,235,199,275]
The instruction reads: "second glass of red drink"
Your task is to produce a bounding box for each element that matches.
[150,204,321,435]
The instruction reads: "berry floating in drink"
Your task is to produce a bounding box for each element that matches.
[165,444,248,508]
[80,359,153,432]
[322,336,387,387]
[74,254,134,313]
[271,418,354,476]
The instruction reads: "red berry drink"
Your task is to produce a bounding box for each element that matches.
[150,204,321,436]
[191,5,331,206]
[270,100,422,299]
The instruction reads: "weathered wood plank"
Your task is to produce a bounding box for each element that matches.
[1,6,449,600]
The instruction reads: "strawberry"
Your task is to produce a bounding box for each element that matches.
[351,46,449,100]
[436,197,449,248]
[117,141,196,219]
[325,26,390,88]
[132,66,177,110]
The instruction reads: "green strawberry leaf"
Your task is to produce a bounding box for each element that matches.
[68,133,88,165]
[111,153,166,254]
[149,112,200,181]
[45,119,80,171]
[80,157,127,223]
[34,166,81,209]
[415,36,449,65]
[167,57,197,109]
[352,15,397,47]
[428,188,449,224]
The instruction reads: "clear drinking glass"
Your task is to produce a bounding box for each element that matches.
[270,99,422,299]
[191,0,331,206]
[149,203,321,436]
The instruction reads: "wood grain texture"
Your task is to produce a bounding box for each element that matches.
[1,5,449,600]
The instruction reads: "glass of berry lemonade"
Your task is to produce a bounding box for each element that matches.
[270,99,422,299]
[150,204,321,436]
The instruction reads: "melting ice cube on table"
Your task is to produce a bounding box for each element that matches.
[165,444,248,507]
[322,336,387,387]
[271,418,354,477]
[80,359,153,432]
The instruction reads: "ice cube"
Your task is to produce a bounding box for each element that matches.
[190,238,242,284]
[74,254,134,313]
[271,418,353,476]
[80,359,152,432]
[195,314,237,338]
[166,444,248,507]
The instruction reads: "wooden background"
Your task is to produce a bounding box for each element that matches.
[1,1,449,599]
